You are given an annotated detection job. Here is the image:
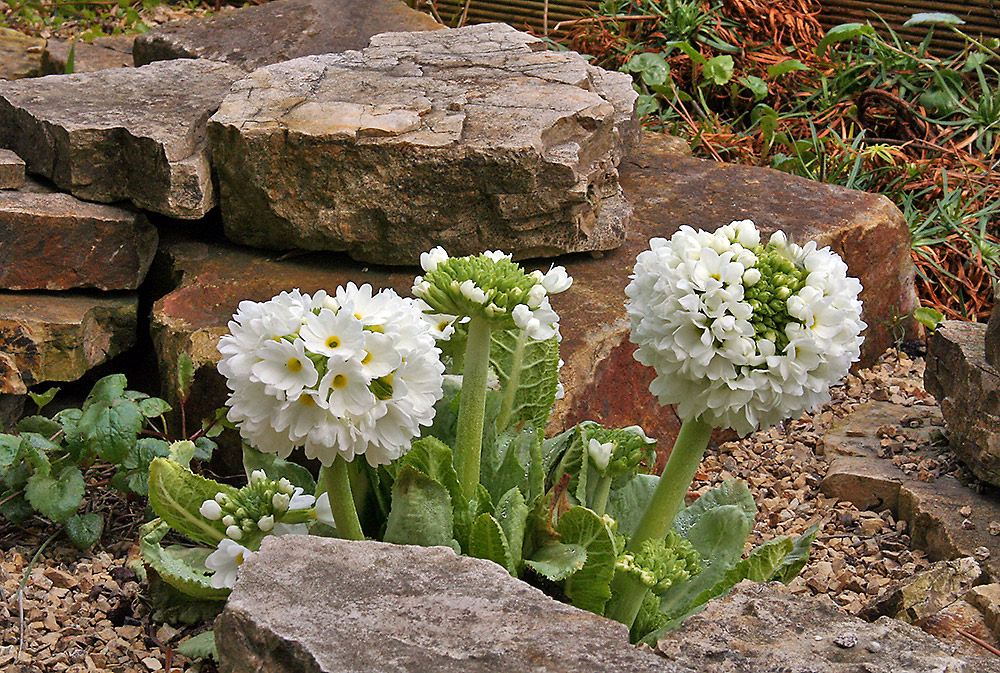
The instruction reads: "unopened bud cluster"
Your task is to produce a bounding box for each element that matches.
[199,470,308,542]
[618,531,702,594]
[743,237,809,352]
[586,425,656,481]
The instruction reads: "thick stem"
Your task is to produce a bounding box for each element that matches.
[454,316,492,502]
[591,473,612,516]
[321,456,365,541]
[495,328,527,432]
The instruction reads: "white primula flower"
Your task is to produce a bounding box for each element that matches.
[299,308,365,359]
[315,491,335,526]
[205,539,253,589]
[225,525,243,540]
[287,486,315,510]
[540,265,573,294]
[626,221,865,436]
[257,515,274,532]
[483,250,511,263]
[319,358,377,416]
[588,438,614,471]
[249,338,318,399]
[199,499,222,520]
[421,246,449,272]
[459,280,488,304]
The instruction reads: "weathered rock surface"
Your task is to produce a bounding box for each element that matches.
[216,535,676,673]
[968,584,1000,639]
[986,302,1000,373]
[915,599,1000,661]
[925,321,1000,486]
[133,0,443,71]
[0,393,24,431]
[860,557,983,623]
[0,293,137,389]
[0,59,244,218]
[41,37,134,75]
[0,149,25,190]
[208,22,639,263]
[151,131,918,460]
[819,400,1000,580]
[0,191,157,290]
[0,28,44,80]
[655,581,1000,672]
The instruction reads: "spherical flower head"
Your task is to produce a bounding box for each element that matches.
[205,539,253,589]
[626,221,865,436]
[411,249,570,337]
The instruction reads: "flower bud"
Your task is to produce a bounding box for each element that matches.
[258,515,275,532]
[226,525,243,541]
[273,493,290,512]
[588,438,614,472]
[420,246,449,272]
[200,499,223,520]
[250,469,267,485]
[222,515,236,527]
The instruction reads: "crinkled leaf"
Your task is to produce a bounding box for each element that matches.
[84,374,127,406]
[169,440,197,468]
[65,512,104,550]
[177,631,218,661]
[673,479,756,540]
[904,12,965,27]
[17,415,62,437]
[496,486,529,572]
[27,387,59,412]
[483,423,538,504]
[177,352,194,400]
[559,506,618,615]
[469,513,514,573]
[399,436,470,549]
[140,521,229,600]
[526,542,587,581]
[116,438,172,496]
[242,445,315,494]
[25,465,84,522]
[147,458,234,546]
[0,434,22,474]
[698,536,794,608]
[78,397,143,465]
[138,397,172,418]
[771,521,820,584]
[489,329,559,435]
[815,23,875,56]
[383,465,457,550]
[606,473,659,539]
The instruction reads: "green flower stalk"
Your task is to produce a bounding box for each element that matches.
[413,247,572,502]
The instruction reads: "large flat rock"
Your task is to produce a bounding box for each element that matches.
[0,293,137,389]
[0,59,244,219]
[216,535,676,673]
[0,28,44,80]
[0,191,157,290]
[925,321,1000,486]
[41,37,134,75]
[133,0,443,71]
[655,581,1000,672]
[208,22,639,264]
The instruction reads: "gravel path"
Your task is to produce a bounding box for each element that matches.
[0,348,947,672]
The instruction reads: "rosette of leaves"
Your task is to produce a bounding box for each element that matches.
[0,374,192,550]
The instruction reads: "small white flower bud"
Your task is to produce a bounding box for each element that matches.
[273,493,290,512]
[420,246,449,272]
[235,508,247,518]
[250,469,267,485]
[482,250,509,262]
[742,268,762,286]
[222,515,236,527]
[527,284,546,309]
[226,525,243,541]
[258,515,275,532]
[459,280,487,304]
[769,231,788,248]
[278,478,294,494]
[199,499,223,520]
[215,493,229,505]
[588,438,614,472]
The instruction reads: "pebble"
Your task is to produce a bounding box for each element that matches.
[833,633,858,649]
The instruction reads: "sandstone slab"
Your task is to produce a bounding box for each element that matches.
[0,191,157,290]
[915,599,1000,662]
[133,0,442,71]
[208,22,639,263]
[0,149,25,189]
[0,28,44,80]
[0,59,244,218]
[925,321,1000,486]
[0,293,137,389]
[216,535,677,673]
[986,303,1000,370]
[860,557,983,623]
[968,584,1000,639]
[655,581,1000,672]
[41,37,134,75]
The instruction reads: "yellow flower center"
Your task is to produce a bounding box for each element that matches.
[287,358,303,373]
[299,395,315,406]
[332,374,348,389]
[362,350,373,365]
[236,552,245,565]
[326,335,341,349]
[437,321,450,332]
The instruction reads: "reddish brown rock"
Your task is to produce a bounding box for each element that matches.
[916,599,1000,662]
[0,149,24,189]
[0,293,137,389]
[0,191,157,290]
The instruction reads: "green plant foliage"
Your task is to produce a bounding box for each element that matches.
[177,631,218,661]
[383,465,459,551]
[140,521,230,600]
[242,445,315,494]
[65,512,105,550]
[147,458,235,547]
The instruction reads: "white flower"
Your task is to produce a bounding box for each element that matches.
[287,486,315,510]
[225,525,243,540]
[250,338,318,399]
[421,246,449,272]
[626,221,865,436]
[588,438,614,471]
[205,539,253,589]
[299,308,365,359]
[257,515,274,532]
[199,499,222,520]
[315,491,335,526]
[272,492,290,511]
[540,265,573,294]
[483,250,511,263]
[459,280,488,304]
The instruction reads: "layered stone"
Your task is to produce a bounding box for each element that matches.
[0,293,137,390]
[0,28,44,80]
[925,321,1000,486]
[0,59,244,219]
[41,37,134,75]
[216,535,676,673]
[208,22,639,264]
[0,191,157,290]
[133,0,443,71]
[0,149,24,190]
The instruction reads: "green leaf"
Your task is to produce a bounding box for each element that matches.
[16,415,62,438]
[626,52,671,87]
[766,59,810,78]
[27,387,59,412]
[771,522,820,584]
[177,352,194,400]
[140,520,229,600]
[667,40,707,65]
[490,329,560,435]
[903,12,965,27]
[147,458,234,546]
[0,492,34,523]
[25,465,84,522]
[383,465,457,550]
[78,397,143,465]
[703,55,734,85]
[168,440,197,468]
[526,542,587,581]
[815,23,875,57]
[116,438,172,496]
[0,434,20,474]
[64,41,75,74]
[913,306,945,331]
[242,445,315,494]
[698,536,793,607]
[65,512,104,550]
[495,487,529,572]
[606,473,659,538]
[469,513,514,573]
[559,506,618,615]
[398,437,470,549]
[673,479,756,540]
[138,397,172,418]
[738,75,768,100]
[177,631,218,661]
[84,374,127,406]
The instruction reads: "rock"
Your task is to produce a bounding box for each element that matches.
[0,28,44,80]
[216,535,677,673]
[967,584,1000,640]
[41,37,134,75]
[0,149,25,190]
[986,302,1000,371]
[925,321,1000,486]
[0,191,157,290]
[821,455,905,511]
[0,59,244,219]
[655,580,1000,672]
[860,557,982,623]
[133,0,443,71]
[915,599,1000,662]
[0,393,24,431]
[0,292,137,388]
[208,22,639,264]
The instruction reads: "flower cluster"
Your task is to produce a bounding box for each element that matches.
[218,285,445,467]
[626,220,865,435]
[585,425,656,481]
[412,247,572,340]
